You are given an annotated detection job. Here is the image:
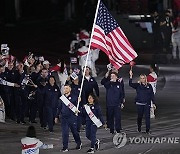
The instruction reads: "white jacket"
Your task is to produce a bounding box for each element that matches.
[21,137,43,154]
[147,72,157,94]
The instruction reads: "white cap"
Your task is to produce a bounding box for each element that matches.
[39,56,44,62]
[43,60,50,65]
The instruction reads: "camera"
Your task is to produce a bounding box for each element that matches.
[21,74,31,87]
[1,44,9,56]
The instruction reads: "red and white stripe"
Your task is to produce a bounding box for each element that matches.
[147,72,157,94]
[77,46,88,57]
[79,30,90,39]
[91,25,137,69]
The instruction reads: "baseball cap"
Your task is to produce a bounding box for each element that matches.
[43,60,50,65]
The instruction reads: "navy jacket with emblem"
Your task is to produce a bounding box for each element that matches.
[83,103,105,125]
[65,79,86,105]
[79,76,99,100]
[4,67,16,83]
[56,93,78,118]
[101,77,125,107]
[3,67,16,95]
[44,83,61,108]
[36,76,49,94]
[129,79,155,105]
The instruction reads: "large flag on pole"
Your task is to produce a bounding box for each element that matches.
[77,0,137,110]
[91,1,138,69]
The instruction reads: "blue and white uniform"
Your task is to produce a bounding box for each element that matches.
[129,78,155,132]
[56,93,81,150]
[44,83,61,132]
[83,103,104,148]
[101,77,125,133]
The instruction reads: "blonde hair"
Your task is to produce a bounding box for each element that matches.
[139,74,148,85]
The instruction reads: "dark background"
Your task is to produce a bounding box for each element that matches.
[0,0,176,64]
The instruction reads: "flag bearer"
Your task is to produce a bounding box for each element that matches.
[55,84,82,152]
[66,72,86,132]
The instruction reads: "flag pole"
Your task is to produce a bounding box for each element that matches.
[77,0,101,110]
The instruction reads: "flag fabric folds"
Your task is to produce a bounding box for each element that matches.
[91,1,138,69]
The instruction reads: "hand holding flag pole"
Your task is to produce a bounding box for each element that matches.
[129,61,135,79]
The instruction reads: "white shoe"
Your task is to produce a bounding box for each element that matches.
[87,148,94,153]
[95,139,100,150]
[62,148,69,152]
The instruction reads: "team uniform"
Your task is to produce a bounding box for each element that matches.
[0,75,17,119]
[101,77,125,134]
[27,71,40,123]
[83,103,105,153]
[14,70,28,124]
[67,81,86,132]
[44,83,61,132]
[129,78,155,133]
[160,14,172,52]
[56,93,81,151]
[0,72,15,118]
[147,71,157,118]
[36,76,49,127]
[4,67,17,120]
[79,75,99,101]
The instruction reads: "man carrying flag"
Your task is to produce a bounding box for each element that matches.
[55,84,82,152]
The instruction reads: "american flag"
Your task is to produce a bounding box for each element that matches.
[91,0,137,69]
